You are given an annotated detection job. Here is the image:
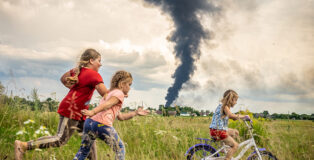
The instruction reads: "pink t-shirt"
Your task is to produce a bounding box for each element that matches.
[91,89,124,127]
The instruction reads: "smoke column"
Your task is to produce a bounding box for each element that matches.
[143,0,220,107]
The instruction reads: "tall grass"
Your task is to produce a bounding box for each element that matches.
[265,120,313,160]
[0,103,313,159]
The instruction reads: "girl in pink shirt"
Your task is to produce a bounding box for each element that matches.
[74,70,149,160]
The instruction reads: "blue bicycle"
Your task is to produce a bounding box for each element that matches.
[185,121,277,160]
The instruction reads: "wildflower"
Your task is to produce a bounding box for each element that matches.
[34,126,50,136]
[50,154,57,160]
[39,126,46,130]
[35,129,41,134]
[24,119,35,125]
[44,130,51,136]
[16,130,27,135]
[172,135,179,141]
[154,130,166,135]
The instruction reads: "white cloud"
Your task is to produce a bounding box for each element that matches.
[0,0,313,114]
[0,0,172,48]
[124,87,167,108]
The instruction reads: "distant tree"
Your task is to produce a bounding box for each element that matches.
[31,88,41,110]
[158,105,164,111]
[262,110,269,118]
[170,107,177,111]
[291,112,300,120]
[300,114,310,120]
[147,107,156,111]
[161,106,167,116]
[175,105,181,116]
[194,110,200,116]
[44,97,59,112]
[280,114,289,119]
[271,113,278,119]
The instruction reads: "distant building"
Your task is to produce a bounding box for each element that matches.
[200,110,210,116]
[180,112,190,117]
[168,111,177,116]
[156,110,162,115]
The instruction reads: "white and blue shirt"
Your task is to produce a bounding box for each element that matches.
[209,104,229,130]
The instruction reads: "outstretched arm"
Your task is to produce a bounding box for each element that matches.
[117,108,150,121]
[82,96,120,116]
[224,107,249,120]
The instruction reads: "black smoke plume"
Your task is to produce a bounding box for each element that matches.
[143,0,220,107]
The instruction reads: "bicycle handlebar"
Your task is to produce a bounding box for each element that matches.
[243,115,251,121]
[244,120,253,129]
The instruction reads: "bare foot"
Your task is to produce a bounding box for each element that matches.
[15,140,25,160]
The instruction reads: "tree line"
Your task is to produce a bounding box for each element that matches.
[254,110,314,120]
[0,81,313,120]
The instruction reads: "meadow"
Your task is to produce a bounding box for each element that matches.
[0,104,313,160]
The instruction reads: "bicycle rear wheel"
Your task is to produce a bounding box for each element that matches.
[186,145,219,160]
[248,151,277,160]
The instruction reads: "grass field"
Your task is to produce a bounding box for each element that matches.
[0,105,313,160]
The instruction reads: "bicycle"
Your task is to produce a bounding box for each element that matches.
[185,120,277,160]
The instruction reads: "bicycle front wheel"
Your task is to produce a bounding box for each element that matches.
[186,145,219,160]
[248,151,277,160]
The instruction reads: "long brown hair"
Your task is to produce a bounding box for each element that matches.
[220,89,238,118]
[110,70,133,91]
[66,48,101,85]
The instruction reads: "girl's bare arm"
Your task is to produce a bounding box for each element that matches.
[117,111,137,121]
[60,71,72,89]
[95,83,108,97]
[117,108,150,121]
[224,107,246,120]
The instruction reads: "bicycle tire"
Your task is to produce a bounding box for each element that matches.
[247,150,277,160]
[186,144,219,160]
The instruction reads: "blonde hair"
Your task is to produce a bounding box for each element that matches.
[110,70,133,91]
[220,89,238,118]
[66,48,101,84]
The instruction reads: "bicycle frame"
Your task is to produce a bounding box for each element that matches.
[186,121,264,160]
[203,121,263,160]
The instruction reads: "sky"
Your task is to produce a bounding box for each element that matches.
[0,0,313,114]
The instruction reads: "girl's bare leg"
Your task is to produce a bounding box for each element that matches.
[223,136,238,160]
[227,128,239,141]
[88,140,97,160]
